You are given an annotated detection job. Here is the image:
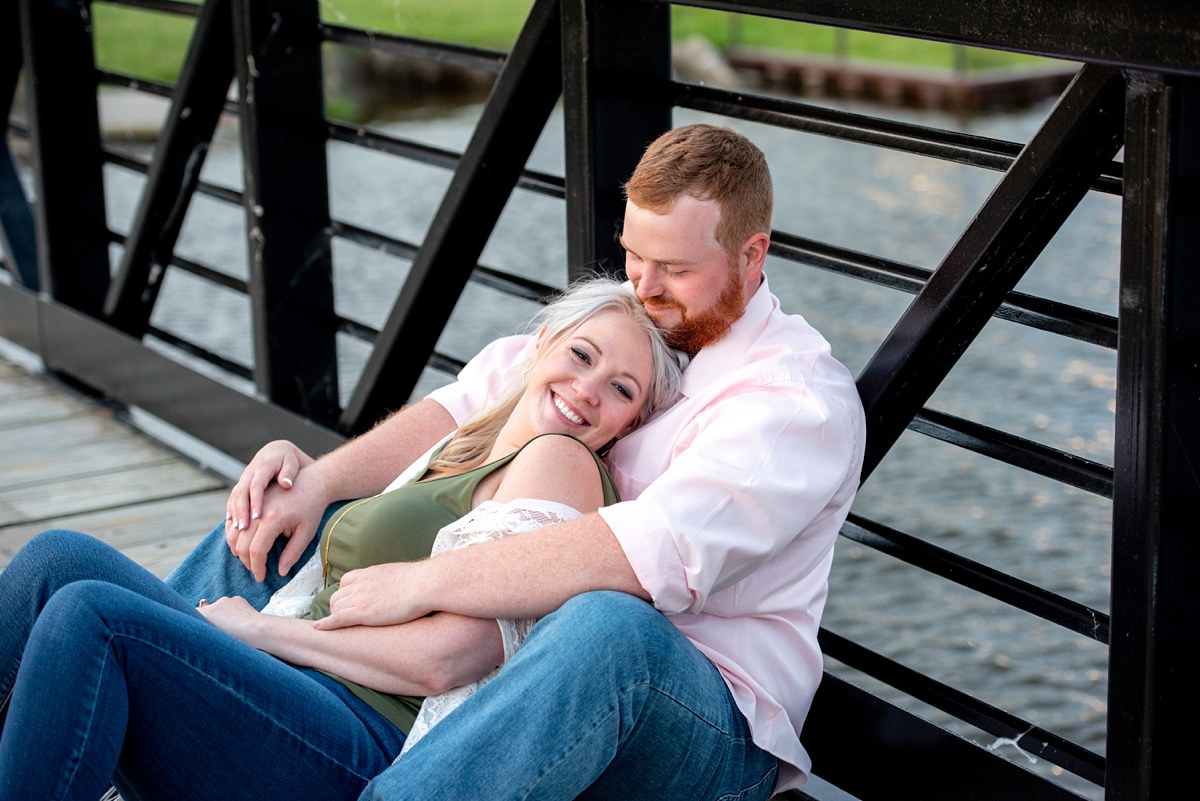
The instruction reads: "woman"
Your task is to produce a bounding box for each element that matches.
[0,278,683,801]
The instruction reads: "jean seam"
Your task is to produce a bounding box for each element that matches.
[520,697,623,801]
[55,633,116,801]
[108,629,380,782]
[714,761,777,801]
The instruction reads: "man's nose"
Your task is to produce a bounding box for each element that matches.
[634,265,663,299]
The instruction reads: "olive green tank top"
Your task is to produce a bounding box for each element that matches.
[307,433,619,733]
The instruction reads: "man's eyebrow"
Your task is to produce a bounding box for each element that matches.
[616,236,691,267]
[578,335,645,394]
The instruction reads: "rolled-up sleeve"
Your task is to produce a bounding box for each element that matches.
[598,381,860,614]
[426,335,535,425]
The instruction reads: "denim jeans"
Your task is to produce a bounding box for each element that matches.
[0,529,404,801]
[367,591,779,801]
[165,504,343,608]
[165,513,780,801]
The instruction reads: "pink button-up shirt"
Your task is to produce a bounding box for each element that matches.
[427,277,865,792]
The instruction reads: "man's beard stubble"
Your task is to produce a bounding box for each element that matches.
[646,268,745,355]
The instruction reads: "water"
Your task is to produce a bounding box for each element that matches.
[94,96,1115,797]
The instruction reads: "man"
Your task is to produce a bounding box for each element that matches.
[170,124,865,799]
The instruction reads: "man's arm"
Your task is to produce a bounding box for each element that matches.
[231,398,457,581]
[315,511,646,629]
[316,382,864,629]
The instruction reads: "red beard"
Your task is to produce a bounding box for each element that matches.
[644,269,745,354]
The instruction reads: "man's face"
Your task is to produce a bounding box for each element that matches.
[620,196,748,353]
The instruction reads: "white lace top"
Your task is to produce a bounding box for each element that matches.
[397,498,580,757]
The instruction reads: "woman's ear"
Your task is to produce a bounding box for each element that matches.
[534,324,549,348]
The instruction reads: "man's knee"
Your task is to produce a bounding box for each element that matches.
[532,591,678,670]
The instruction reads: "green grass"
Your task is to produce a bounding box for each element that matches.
[91,0,1056,89]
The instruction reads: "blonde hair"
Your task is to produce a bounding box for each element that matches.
[624,124,772,265]
[428,277,685,475]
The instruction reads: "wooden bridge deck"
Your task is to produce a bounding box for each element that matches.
[0,352,232,576]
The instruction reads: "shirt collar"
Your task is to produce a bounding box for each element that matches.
[679,274,775,398]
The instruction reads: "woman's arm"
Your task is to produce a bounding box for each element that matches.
[200,597,502,696]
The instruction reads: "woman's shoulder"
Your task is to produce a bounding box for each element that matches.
[494,434,610,512]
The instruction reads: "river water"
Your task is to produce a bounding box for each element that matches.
[91,95,1115,797]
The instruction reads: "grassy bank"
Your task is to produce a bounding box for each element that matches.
[92,0,1054,86]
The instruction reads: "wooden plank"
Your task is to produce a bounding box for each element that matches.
[0,354,233,578]
[0,458,225,526]
[0,384,87,428]
[0,415,188,486]
[0,489,229,573]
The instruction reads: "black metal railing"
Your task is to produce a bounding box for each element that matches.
[3,2,1198,800]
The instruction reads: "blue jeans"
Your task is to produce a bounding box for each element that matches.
[165,504,342,607]
[368,591,779,801]
[165,515,779,801]
[0,529,404,801]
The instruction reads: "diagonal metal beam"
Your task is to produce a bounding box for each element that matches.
[341,0,564,433]
[855,64,1126,479]
[104,0,236,337]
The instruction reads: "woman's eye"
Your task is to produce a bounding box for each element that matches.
[614,383,633,400]
[571,347,591,364]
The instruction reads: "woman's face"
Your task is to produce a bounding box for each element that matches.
[512,311,655,451]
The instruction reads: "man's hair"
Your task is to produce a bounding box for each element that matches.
[624,124,773,264]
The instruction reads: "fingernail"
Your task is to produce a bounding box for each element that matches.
[238,519,246,531]
[280,476,293,488]
[225,511,232,521]
[251,508,260,520]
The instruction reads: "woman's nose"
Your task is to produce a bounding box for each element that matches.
[573,375,601,405]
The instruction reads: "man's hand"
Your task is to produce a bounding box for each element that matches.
[314,562,431,630]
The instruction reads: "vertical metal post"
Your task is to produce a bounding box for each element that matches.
[105,0,236,337]
[560,0,671,280]
[1,0,38,290]
[16,0,109,314]
[1108,71,1200,801]
[232,0,339,426]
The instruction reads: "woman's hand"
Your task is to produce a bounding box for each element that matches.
[196,596,265,645]
[225,440,313,532]
[223,441,330,582]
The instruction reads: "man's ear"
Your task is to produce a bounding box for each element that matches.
[741,232,770,282]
